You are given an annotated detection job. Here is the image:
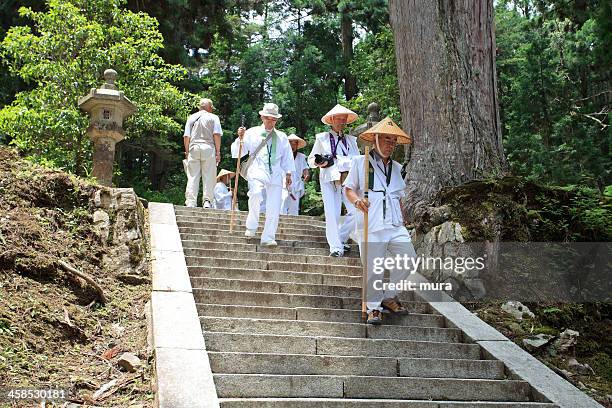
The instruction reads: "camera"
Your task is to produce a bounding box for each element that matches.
[314,154,334,168]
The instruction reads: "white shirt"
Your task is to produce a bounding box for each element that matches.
[231,125,295,186]
[213,182,232,210]
[308,130,360,183]
[343,153,406,234]
[284,152,308,197]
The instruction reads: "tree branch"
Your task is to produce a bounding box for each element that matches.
[58,260,107,304]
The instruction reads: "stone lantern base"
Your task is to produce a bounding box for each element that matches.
[89,127,124,186]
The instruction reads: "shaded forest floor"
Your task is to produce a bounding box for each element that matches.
[0,147,152,407]
[468,302,612,406]
[434,178,612,406]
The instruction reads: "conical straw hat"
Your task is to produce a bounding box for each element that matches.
[216,169,236,180]
[360,116,412,145]
[287,134,307,149]
[321,104,359,125]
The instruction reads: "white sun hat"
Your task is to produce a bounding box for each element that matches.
[287,134,307,149]
[321,104,359,125]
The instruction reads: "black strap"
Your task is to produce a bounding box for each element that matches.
[329,132,348,158]
[367,150,394,219]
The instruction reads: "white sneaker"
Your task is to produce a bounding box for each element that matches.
[261,240,277,247]
[245,229,256,237]
[203,200,212,209]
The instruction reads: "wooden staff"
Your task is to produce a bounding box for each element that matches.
[230,115,246,233]
[362,145,370,321]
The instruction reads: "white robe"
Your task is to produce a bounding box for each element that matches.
[213,181,232,210]
[230,125,295,242]
[307,130,360,254]
[282,152,308,215]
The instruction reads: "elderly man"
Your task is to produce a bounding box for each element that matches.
[343,117,414,325]
[184,98,223,208]
[213,169,235,210]
[282,134,310,216]
[232,103,295,246]
[308,104,360,257]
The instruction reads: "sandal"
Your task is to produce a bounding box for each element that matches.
[381,297,408,314]
[367,310,383,325]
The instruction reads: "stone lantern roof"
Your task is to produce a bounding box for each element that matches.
[78,69,136,119]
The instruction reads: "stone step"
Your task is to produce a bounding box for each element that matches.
[213,374,533,401]
[209,352,505,379]
[185,257,363,276]
[196,297,429,316]
[181,240,360,258]
[204,332,481,359]
[177,220,328,237]
[188,266,362,287]
[209,352,398,377]
[179,226,329,243]
[176,214,327,230]
[180,233,336,249]
[218,399,557,408]
[200,316,463,342]
[196,304,439,326]
[191,277,361,298]
[193,289,362,310]
[174,206,325,224]
[183,248,361,267]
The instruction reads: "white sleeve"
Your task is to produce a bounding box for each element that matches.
[214,115,223,136]
[343,156,362,194]
[350,137,360,156]
[214,184,224,201]
[231,137,248,158]
[307,137,322,168]
[300,155,308,172]
[280,137,295,175]
[184,114,195,137]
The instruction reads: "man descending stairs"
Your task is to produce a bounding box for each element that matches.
[172,206,565,407]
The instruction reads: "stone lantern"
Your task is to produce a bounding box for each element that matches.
[351,102,381,137]
[78,69,136,186]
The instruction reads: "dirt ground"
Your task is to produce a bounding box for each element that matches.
[0,147,152,407]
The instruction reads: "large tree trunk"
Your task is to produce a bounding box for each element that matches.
[389,0,507,222]
[341,11,358,100]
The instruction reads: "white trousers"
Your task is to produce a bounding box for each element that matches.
[185,144,216,207]
[247,179,282,243]
[281,191,301,216]
[358,226,417,312]
[321,181,355,253]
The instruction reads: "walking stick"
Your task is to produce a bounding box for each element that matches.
[362,145,370,321]
[230,115,246,233]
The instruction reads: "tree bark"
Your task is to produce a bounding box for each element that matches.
[341,11,358,100]
[389,0,507,222]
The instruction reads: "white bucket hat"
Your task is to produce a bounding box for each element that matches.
[259,103,282,119]
[321,104,358,125]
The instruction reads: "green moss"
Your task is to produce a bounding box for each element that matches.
[533,325,559,336]
[436,176,611,242]
[589,352,612,382]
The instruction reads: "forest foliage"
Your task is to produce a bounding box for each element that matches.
[0,0,609,228]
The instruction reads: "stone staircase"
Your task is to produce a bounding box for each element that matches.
[174,206,558,407]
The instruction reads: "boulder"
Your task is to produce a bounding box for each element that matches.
[117,352,142,372]
[554,329,579,353]
[522,333,554,351]
[568,357,595,375]
[501,301,535,320]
